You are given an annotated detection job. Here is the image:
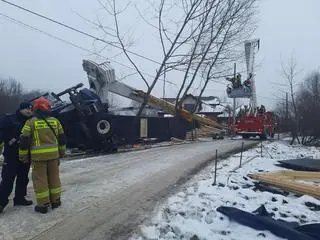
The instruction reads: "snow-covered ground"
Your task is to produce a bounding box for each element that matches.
[0,139,256,240]
[130,139,320,240]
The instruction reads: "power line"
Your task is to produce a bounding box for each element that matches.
[0,0,230,91]
[0,12,90,54]
[0,0,162,65]
[0,12,177,86]
[0,1,228,94]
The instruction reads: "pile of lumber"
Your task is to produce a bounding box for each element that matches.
[248,170,320,199]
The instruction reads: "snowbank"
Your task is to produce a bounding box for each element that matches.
[131,140,320,240]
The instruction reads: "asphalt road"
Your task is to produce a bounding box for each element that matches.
[0,139,257,240]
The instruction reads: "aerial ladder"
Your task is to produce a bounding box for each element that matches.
[226,39,276,139]
[82,60,223,130]
[226,39,260,105]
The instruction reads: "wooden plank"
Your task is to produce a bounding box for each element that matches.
[248,173,320,199]
[263,171,320,181]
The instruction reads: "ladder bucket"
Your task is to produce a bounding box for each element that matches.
[226,86,252,98]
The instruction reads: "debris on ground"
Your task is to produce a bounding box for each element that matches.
[248,171,320,199]
[217,205,320,240]
[131,140,320,240]
[277,158,320,172]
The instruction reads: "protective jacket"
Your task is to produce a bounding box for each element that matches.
[19,111,66,162]
[0,111,30,160]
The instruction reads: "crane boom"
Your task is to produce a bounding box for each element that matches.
[83,60,223,129]
[133,90,223,128]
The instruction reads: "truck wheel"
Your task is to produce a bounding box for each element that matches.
[96,119,111,136]
[90,114,113,138]
[242,134,250,139]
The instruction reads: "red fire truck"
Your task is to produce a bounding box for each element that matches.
[232,111,276,140]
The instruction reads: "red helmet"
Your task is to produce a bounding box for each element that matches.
[32,97,51,112]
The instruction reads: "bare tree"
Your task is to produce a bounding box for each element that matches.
[177,0,257,112]
[274,71,320,145]
[274,100,291,133]
[281,55,301,144]
[296,71,320,145]
[97,0,258,117]
[0,78,46,115]
[0,78,22,114]
[20,89,45,102]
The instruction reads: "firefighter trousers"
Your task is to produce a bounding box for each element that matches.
[0,158,31,207]
[32,159,61,207]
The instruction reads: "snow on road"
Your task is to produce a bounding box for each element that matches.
[130,140,320,240]
[0,139,254,240]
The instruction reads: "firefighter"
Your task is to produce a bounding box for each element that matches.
[19,97,66,214]
[227,73,242,89]
[243,73,252,89]
[0,102,33,214]
[235,73,242,88]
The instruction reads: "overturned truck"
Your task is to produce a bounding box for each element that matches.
[31,61,201,152]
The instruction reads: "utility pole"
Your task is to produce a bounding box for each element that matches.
[163,70,166,99]
[285,92,288,120]
[232,63,236,136]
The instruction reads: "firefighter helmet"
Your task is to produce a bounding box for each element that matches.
[32,97,51,112]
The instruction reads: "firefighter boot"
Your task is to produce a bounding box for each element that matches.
[0,199,9,214]
[51,200,61,209]
[14,197,33,206]
[34,204,49,214]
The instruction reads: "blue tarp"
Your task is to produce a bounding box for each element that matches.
[217,205,320,240]
[278,158,320,172]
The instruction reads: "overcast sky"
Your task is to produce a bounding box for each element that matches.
[1,0,320,109]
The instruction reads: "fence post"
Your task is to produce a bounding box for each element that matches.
[260,141,263,157]
[213,149,218,185]
[240,142,244,167]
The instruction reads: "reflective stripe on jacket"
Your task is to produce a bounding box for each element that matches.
[19,116,66,161]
